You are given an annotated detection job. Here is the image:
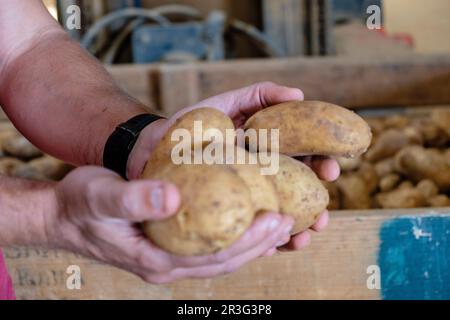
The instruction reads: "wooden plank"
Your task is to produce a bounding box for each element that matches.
[189,55,450,110]
[107,55,450,115]
[334,22,413,57]
[156,64,200,115]
[5,208,450,299]
[263,0,305,56]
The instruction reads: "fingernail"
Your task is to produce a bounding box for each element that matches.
[276,240,285,247]
[284,225,293,235]
[268,219,280,231]
[150,187,164,211]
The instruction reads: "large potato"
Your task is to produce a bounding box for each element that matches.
[244,101,372,158]
[262,154,329,234]
[142,163,254,256]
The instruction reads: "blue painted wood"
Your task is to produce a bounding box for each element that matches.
[379,215,450,300]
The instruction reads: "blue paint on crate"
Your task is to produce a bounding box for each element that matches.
[378,216,450,300]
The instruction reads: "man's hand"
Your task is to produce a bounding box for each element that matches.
[127,82,340,253]
[50,166,294,283]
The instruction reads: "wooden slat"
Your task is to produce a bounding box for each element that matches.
[263,0,305,56]
[107,55,450,115]
[106,64,160,111]
[5,208,449,300]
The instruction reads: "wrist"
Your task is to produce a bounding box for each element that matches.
[39,184,61,248]
[126,118,169,180]
[0,179,59,247]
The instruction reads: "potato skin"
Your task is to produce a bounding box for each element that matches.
[142,163,254,256]
[2,135,43,160]
[226,146,279,214]
[244,101,372,158]
[147,107,235,169]
[394,146,450,191]
[0,157,24,176]
[266,154,329,234]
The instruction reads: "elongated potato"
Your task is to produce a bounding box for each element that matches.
[244,101,372,158]
[262,154,329,234]
[142,163,254,256]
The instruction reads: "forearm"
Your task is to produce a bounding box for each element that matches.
[0,177,57,247]
[0,1,149,166]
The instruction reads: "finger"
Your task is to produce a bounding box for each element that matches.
[279,231,311,252]
[189,82,304,120]
[310,156,340,181]
[169,212,293,268]
[160,215,294,281]
[262,248,277,257]
[297,156,312,167]
[89,175,180,221]
[310,210,329,232]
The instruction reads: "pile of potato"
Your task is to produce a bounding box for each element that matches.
[0,124,73,181]
[141,101,372,255]
[326,108,450,210]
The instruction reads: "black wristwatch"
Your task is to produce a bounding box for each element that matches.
[103,114,165,180]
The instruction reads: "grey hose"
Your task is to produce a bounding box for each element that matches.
[230,20,283,57]
[85,5,203,61]
[80,8,170,50]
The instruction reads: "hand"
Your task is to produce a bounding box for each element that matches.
[128,82,340,255]
[50,166,294,283]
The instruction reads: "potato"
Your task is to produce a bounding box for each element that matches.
[365,117,385,137]
[376,187,426,209]
[336,174,371,210]
[379,173,401,192]
[384,115,410,129]
[322,181,340,210]
[428,194,450,207]
[12,156,73,181]
[0,157,24,175]
[357,162,378,194]
[142,163,254,256]
[264,154,329,234]
[394,146,450,191]
[411,118,448,148]
[431,108,450,136]
[226,147,279,214]
[244,101,372,158]
[147,108,235,168]
[2,135,42,159]
[140,102,373,255]
[0,130,19,150]
[416,179,439,199]
[365,129,417,163]
[374,158,395,177]
[336,156,361,172]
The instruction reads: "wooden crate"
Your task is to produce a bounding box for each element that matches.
[4,54,450,299]
[5,208,450,299]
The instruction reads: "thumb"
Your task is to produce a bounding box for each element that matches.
[90,174,181,222]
